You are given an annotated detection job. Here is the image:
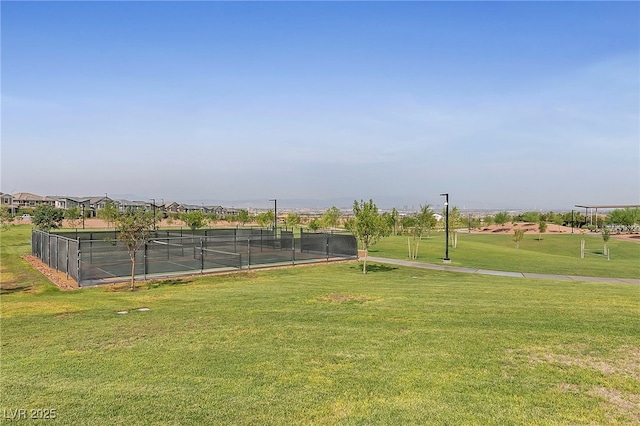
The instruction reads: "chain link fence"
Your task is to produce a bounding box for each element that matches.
[31,231,79,282]
[32,228,357,287]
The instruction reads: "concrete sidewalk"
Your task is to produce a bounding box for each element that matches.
[366,256,640,285]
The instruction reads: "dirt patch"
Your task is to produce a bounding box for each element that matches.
[526,345,640,381]
[517,345,640,423]
[588,387,640,424]
[473,223,640,242]
[316,294,379,304]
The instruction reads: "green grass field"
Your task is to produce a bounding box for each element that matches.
[1,225,639,424]
[372,232,640,279]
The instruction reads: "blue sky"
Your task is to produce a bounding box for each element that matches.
[2,1,638,210]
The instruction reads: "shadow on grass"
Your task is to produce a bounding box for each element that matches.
[0,285,33,294]
[104,279,193,292]
[145,279,193,289]
[351,263,398,273]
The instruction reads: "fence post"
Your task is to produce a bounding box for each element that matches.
[77,245,82,287]
[247,238,251,269]
[144,243,147,280]
[292,233,295,265]
[200,238,204,273]
[234,228,237,253]
[66,239,70,280]
[55,235,59,272]
[326,234,330,261]
[49,235,58,272]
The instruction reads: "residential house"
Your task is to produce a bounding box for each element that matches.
[12,192,55,209]
[163,201,181,214]
[86,196,112,217]
[50,196,85,210]
[0,192,17,215]
[116,199,148,212]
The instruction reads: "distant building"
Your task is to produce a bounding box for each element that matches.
[12,192,55,209]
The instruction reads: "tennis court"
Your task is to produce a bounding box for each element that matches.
[32,229,358,286]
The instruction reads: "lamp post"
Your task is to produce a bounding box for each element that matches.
[81,204,85,230]
[440,193,450,262]
[151,199,156,230]
[269,199,277,235]
[571,210,575,234]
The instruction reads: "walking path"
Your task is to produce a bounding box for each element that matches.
[367,256,640,285]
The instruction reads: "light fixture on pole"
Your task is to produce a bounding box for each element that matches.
[440,193,450,262]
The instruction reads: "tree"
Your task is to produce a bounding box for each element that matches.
[181,210,206,233]
[607,207,640,233]
[483,215,494,227]
[537,219,547,241]
[285,213,301,230]
[494,211,510,227]
[0,205,14,230]
[97,201,119,228]
[388,208,399,236]
[206,212,219,227]
[521,211,540,223]
[321,206,341,230]
[166,212,180,226]
[547,212,564,226]
[65,206,82,231]
[399,216,415,235]
[237,210,250,227]
[114,208,155,291]
[308,218,321,232]
[408,204,435,260]
[563,211,585,228]
[32,205,65,232]
[443,205,462,248]
[351,199,390,274]
[256,210,274,228]
[513,228,525,249]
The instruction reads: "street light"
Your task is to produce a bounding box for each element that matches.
[440,193,450,262]
[151,198,156,230]
[269,199,277,235]
[571,210,575,234]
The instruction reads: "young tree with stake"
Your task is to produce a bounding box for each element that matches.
[513,228,525,249]
[65,206,82,231]
[114,208,155,291]
[537,219,547,241]
[351,199,390,274]
[602,228,611,257]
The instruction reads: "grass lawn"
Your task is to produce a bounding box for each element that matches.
[1,226,639,424]
[372,232,640,279]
